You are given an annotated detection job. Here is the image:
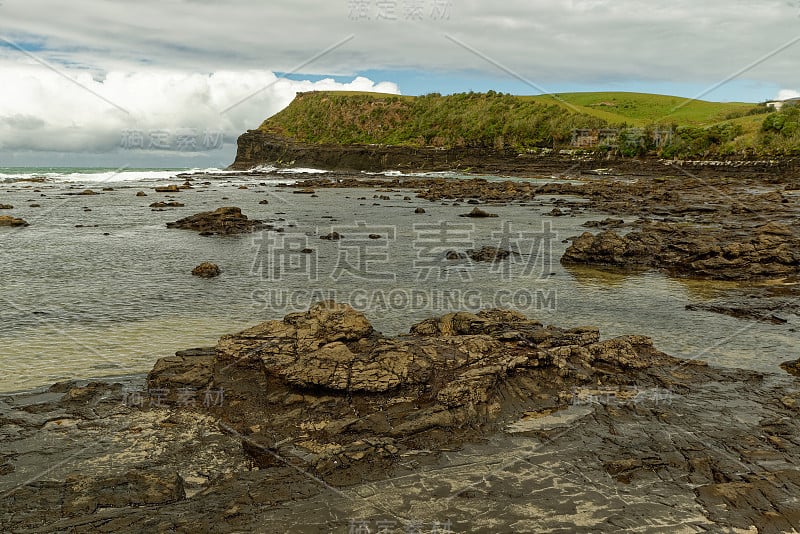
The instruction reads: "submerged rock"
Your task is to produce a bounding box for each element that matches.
[460,207,498,218]
[320,231,342,240]
[166,207,262,235]
[467,245,516,262]
[155,185,180,193]
[0,215,29,227]
[150,201,185,208]
[191,262,221,278]
[780,358,800,376]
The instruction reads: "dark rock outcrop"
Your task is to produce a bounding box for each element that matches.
[191,262,221,278]
[0,215,29,227]
[5,302,800,532]
[562,223,800,280]
[166,207,262,235]
[460,207,498,218]
[155,185,180,193]
[143,301,685,485]
[467,245,516,262]
[780,358,800,376]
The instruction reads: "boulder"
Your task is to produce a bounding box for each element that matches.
[192,262,221,278]
[467,245,516,262]
[0,215,29,227]
[460,207,498,218]
[155,185,180,193]
[150,201,185,208]
[780,359,800,377]
[166,207,261,235]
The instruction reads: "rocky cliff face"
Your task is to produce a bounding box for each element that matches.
[229,130,797,175]
[229,130,522,172]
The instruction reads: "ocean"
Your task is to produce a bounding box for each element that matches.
[0,167,796,392]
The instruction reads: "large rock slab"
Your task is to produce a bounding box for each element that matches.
[562,223,800,280]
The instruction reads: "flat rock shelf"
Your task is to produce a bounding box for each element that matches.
[2,302,800,533]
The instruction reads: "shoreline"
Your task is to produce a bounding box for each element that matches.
[3,303,800,532]
[229,130,800,179]
[2,162,799,531]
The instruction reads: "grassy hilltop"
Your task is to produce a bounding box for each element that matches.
[258,91,800,158]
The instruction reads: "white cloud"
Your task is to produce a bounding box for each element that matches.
[0,63,399,153]
[3,0,799,84]
[777,89,800,101]
[1,0,799,162]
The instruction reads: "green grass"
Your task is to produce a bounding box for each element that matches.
[257,90,792,157]
[538,92,754,126]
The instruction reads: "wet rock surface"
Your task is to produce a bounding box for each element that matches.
[459,207,498,218]
[191,262,221,278]
[684,282,800,325]
[466,245,517,262]
[166,206,262,235]
[562,222,799,281]
[0,215,29,227]
[150,201,185,208]
[3,302,800,532]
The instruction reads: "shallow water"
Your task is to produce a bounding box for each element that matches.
[0,174,797,392]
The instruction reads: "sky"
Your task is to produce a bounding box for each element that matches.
[1,0,800,168]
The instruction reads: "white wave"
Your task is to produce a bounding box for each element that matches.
[248,165,278,173]
[0,167,228,184]
[360,169,463,178]
[276,167,329,174]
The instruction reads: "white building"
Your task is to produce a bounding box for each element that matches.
[766,97,800,110]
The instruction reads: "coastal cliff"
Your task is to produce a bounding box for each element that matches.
[230,91,800,173]
[231,129,526,172]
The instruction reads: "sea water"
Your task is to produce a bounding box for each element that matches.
[0,168,796,392]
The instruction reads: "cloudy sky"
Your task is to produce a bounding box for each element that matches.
[1,0,799,167]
